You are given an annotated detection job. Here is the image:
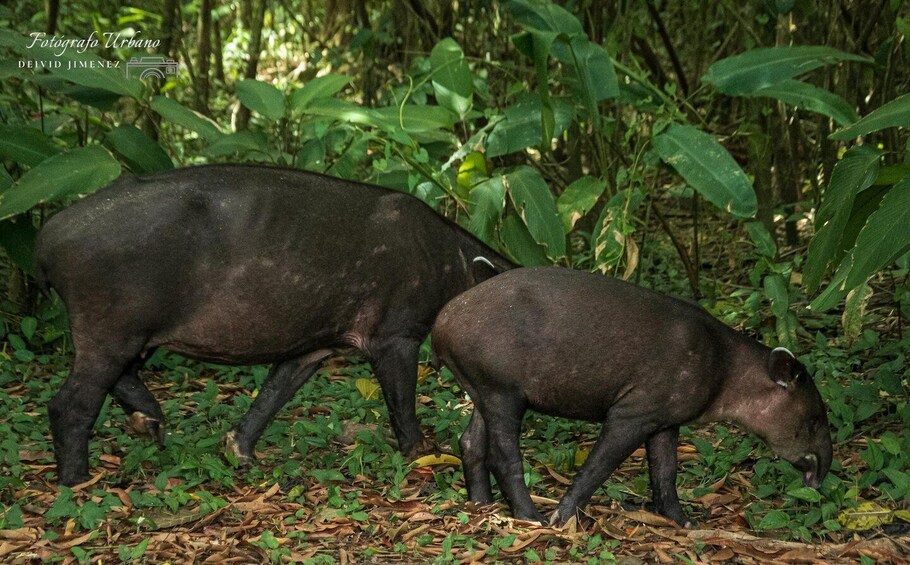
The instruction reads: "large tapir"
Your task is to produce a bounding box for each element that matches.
[36,164,513,486]
[432,267,833,526]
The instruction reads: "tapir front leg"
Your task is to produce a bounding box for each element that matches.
[646,427,690,527]
[370,338,430,458]
[227,350,331,465]
[553,416,656,525]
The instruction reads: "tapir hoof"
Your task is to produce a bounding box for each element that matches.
[59,471,92,487]
[223,431,255,468]
[125,412,165,446]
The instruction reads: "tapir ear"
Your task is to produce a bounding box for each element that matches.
[768,347,798,389]
[471,256,499,284]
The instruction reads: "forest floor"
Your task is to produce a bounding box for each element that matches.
[1,341,909,564]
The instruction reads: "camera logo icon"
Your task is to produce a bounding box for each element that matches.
[126,56,179,79]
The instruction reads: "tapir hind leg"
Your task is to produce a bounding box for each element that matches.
[645,427,690,527]
[50,342,143,485]
[481,392,543,522]
[227,350,331,465]
[460,409,493,503]
[112,356,165,445]
[370,338,430,458]
[553,416,656,525]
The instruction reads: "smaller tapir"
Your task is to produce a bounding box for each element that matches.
[431,267,833,526]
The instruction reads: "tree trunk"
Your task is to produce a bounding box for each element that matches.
[194,0,213,115]
[45,0,60,34]
[236,0,267,130]
[213,15,226,82]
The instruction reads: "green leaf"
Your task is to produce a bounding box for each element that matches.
[373,105,457,132]
[652,124,757,217]
[485,95,574,157]
[468,176,506,245]
[235,79,287,120]
[289,75,352,112]
[505,0,584,36]
[764,274,790,318]
[104,125,173,173]
[842,175,910,288]
[745,222,777,258]
[566,37,618,102]
[0,125,62,167]
[0,216,36,274]
[505,166,566,259]
[500,213,550,266]
[758,509,791,529]
[0,145,121,221]
[830,93,910,140]
[787,486,822,503]
[430,38,473,116]
[151,96,224,141]
[748,79,859,125]
[303,98,380,127]
[20,317,37,341]
[804,145,882,291]
[703,46,871,96]
[557,176,606,232]
[204,131,271,158]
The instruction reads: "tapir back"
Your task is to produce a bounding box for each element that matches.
[433,266,742,424]
[37,165,502,364]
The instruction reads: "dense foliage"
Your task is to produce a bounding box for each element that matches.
[0,0,908,561]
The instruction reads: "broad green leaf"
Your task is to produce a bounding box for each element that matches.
[804,145,882,291]
[151,96,223,141]
[749,79,858,125]
[764,274,789,318]
[486,95,574,157]
[0,125,62,167]
[204,131,271,158]
[843,176,910,288]
[810,260,850,312]
[842,282,872,343]
[104,124,173,173]
[505,0,583,36]
[373,105,457,132]
[430,38,473,116]
[500,213,550,266]
[289,75,352,112]
[758,509,791,529]
[830,93,910,140]
[505,166,566,258]
[787,487,821,503]
[0,215,37,274]
[652,124,757,217]
[235,79,286,120]
[703,46,871,96]
[566,37,618,102]
[0,145,121,221]
[303,98,380,127]
[457,151,489,193]
[468,176,506,245]
[745,222,777,258]
[557,176,606,232]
